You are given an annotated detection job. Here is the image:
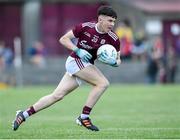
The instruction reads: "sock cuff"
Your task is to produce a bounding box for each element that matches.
[82,106,92,115]
[27,106,36,116]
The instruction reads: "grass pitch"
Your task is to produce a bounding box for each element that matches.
[0,84,180,139]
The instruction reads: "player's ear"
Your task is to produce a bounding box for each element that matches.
[98,15,103,22]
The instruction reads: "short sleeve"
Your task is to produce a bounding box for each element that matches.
[72,23,83,38]
[114,39,121,52]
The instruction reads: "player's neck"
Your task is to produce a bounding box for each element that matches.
[95,23,106,34]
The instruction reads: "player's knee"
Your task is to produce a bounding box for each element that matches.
[103,80,110,89]
[98,79,109,89]
[52,93,65,101]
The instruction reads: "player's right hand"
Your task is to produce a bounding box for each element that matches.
[75,48,92,62]
[99,51,117,66]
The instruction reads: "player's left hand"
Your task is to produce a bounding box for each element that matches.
[99,52,117,67]
[74,48,92,62]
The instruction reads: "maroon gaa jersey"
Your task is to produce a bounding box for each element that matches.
[71,22,120,64]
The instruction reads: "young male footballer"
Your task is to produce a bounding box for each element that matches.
[12,5,121,131]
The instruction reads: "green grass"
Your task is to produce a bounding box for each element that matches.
[0,84,180,139]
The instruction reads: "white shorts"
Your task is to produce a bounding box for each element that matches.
[65,56,92,85]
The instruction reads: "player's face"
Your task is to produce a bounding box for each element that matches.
[98,15,116,33]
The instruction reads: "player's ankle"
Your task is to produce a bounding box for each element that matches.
[80,114,89,119]
[22,111,29,119]
[81,106,91,119]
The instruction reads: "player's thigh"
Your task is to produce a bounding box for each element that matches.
[74,65,109,86]
[52,72,79,96]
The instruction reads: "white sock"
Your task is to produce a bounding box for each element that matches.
[23,111,29,119]
[81,114,89,119]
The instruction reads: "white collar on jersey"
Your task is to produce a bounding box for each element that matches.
[95,24,106,34]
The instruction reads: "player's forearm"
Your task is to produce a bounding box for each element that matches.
[59,36,77,51]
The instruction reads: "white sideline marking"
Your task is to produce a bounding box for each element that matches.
[101,128,180,131]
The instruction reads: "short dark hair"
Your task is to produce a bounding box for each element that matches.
[97,6,117,19]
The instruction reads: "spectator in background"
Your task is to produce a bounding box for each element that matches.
[0,41,5,70]
[131,33,149,61]
[0,40,13,69]
[115,19,133,60]
[146,37,164,84]
[0,40,14,86]
[3,47,13,68]
[175,35,180,57]
[28,41,46,68]
[146,47,159,84]
[166,39,178,83]
[153,37,166,83]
